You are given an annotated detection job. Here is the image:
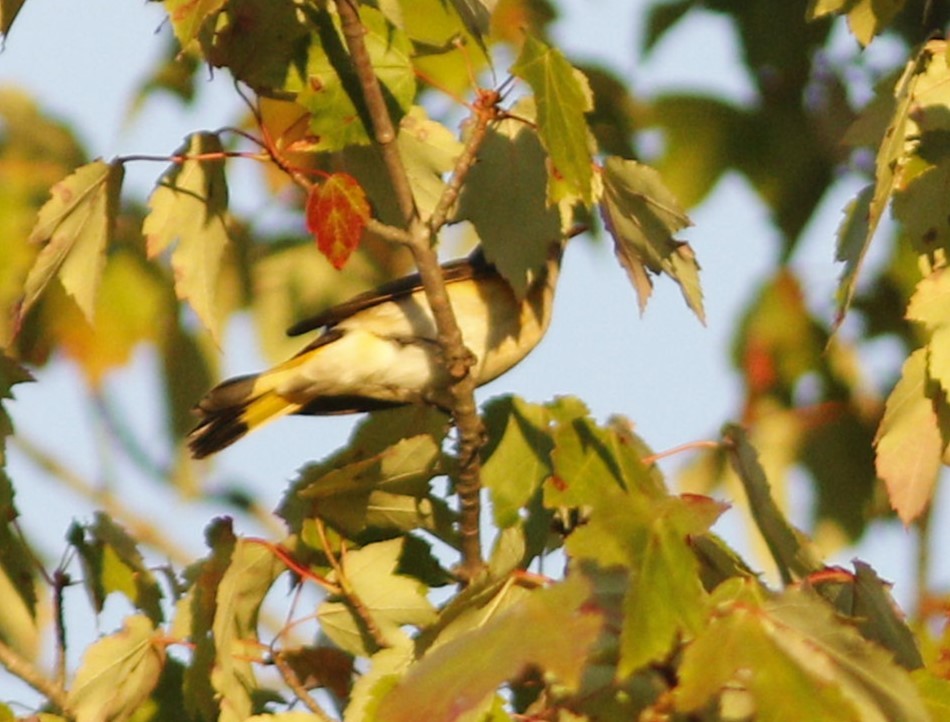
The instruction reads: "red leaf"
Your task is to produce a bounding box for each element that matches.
[306,173,370,270]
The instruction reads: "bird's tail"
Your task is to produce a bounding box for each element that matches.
[187,373,301,459]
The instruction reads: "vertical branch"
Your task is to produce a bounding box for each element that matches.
[334,0,486,579]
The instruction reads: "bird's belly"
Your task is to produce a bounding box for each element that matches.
[280,329,441,404]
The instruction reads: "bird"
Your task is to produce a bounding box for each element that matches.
[187,242,564,458]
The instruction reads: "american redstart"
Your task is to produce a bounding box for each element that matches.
[188,243,563,458]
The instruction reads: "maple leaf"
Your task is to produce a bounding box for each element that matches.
[306,173,370,270]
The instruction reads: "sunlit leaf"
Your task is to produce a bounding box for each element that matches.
[318,538,437,656]
[511,34,595,203]
[295,434,444,536]
[306,173,370,270]
[378,575,602,722]
[874,348,943,524]
[807,0,906,46]
[163,0,225,48]
[211,539,285,722]
[397,107,462,220]
[144,132,230,341]
[17,159,124,327]
[40,249,168,388]
[600,156,703,320]
[481,396,553,528]
[678,586,929,721]
[295,6,415,151]
[68,615,165,722]
[67,512,165,624]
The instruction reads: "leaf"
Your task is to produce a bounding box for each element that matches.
[41,249,169,388]
[277,646,354,698]
[294,6,415,151]
[678,586,929,722]
[397,107,463,220]
[481,396,553,528]
[17,159,124,328]
[600,156,704,321]
[143,132,230,341]
[454,108,562,298]
[807,0,906,46]
[722,424,822,582]
[318,538,437,656]
[306,173,370,270]
[163,0,226,48]
[66,512,164,624]
[378,575,603,722]
[546,414,719,673]
[834,184,874,328]
[295,434,444,537]
[874,348,943,524]
[204,0,310,91]
[511,34,594,204]
[809,561,922,671]
[0,354,32,439]
[68,615,165,722]
[0,0,25,36]
[211,539,285,722]
[182,518,237,722]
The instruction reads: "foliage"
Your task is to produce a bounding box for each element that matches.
[2,1,950,721]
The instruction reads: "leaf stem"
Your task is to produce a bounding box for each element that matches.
[272,650,336,722]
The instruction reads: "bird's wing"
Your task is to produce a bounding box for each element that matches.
[285,247,495,337]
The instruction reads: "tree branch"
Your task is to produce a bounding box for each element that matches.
[334,0,488,580]
[0,637,71,716]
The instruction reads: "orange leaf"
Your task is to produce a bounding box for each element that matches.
[306,173,370,270]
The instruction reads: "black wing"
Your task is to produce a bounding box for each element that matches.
[286,246,495,337]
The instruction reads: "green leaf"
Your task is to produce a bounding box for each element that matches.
[279,407,451,540]
[68,615,165,722]
[378,575,603,722]
[318,538,437,656]
[0,353,32,439]
[600,156,704,321]
[397,107,463,221]
[481,396,553,528]
[182,518,237,722]
[143,132,230,341]
[874,348,943,524]
[722,424,822,583]
[67,512,164,624]
[809,561,923,671]
[834,184,874,328]
[295,6,415,151]
[296,434,444,536]
[454,109,562,298]
[511,34,594,204]
[211,540,284,722]
[204,0,309,90]
[163,0,226,48]
[18,159,124,326]
[807,0,906,46]
[914,670,950,722]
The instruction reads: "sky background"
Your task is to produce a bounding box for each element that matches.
[0,0,943,707]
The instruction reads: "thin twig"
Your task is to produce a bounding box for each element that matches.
[333,0,489,580]
[0,637,71,716]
